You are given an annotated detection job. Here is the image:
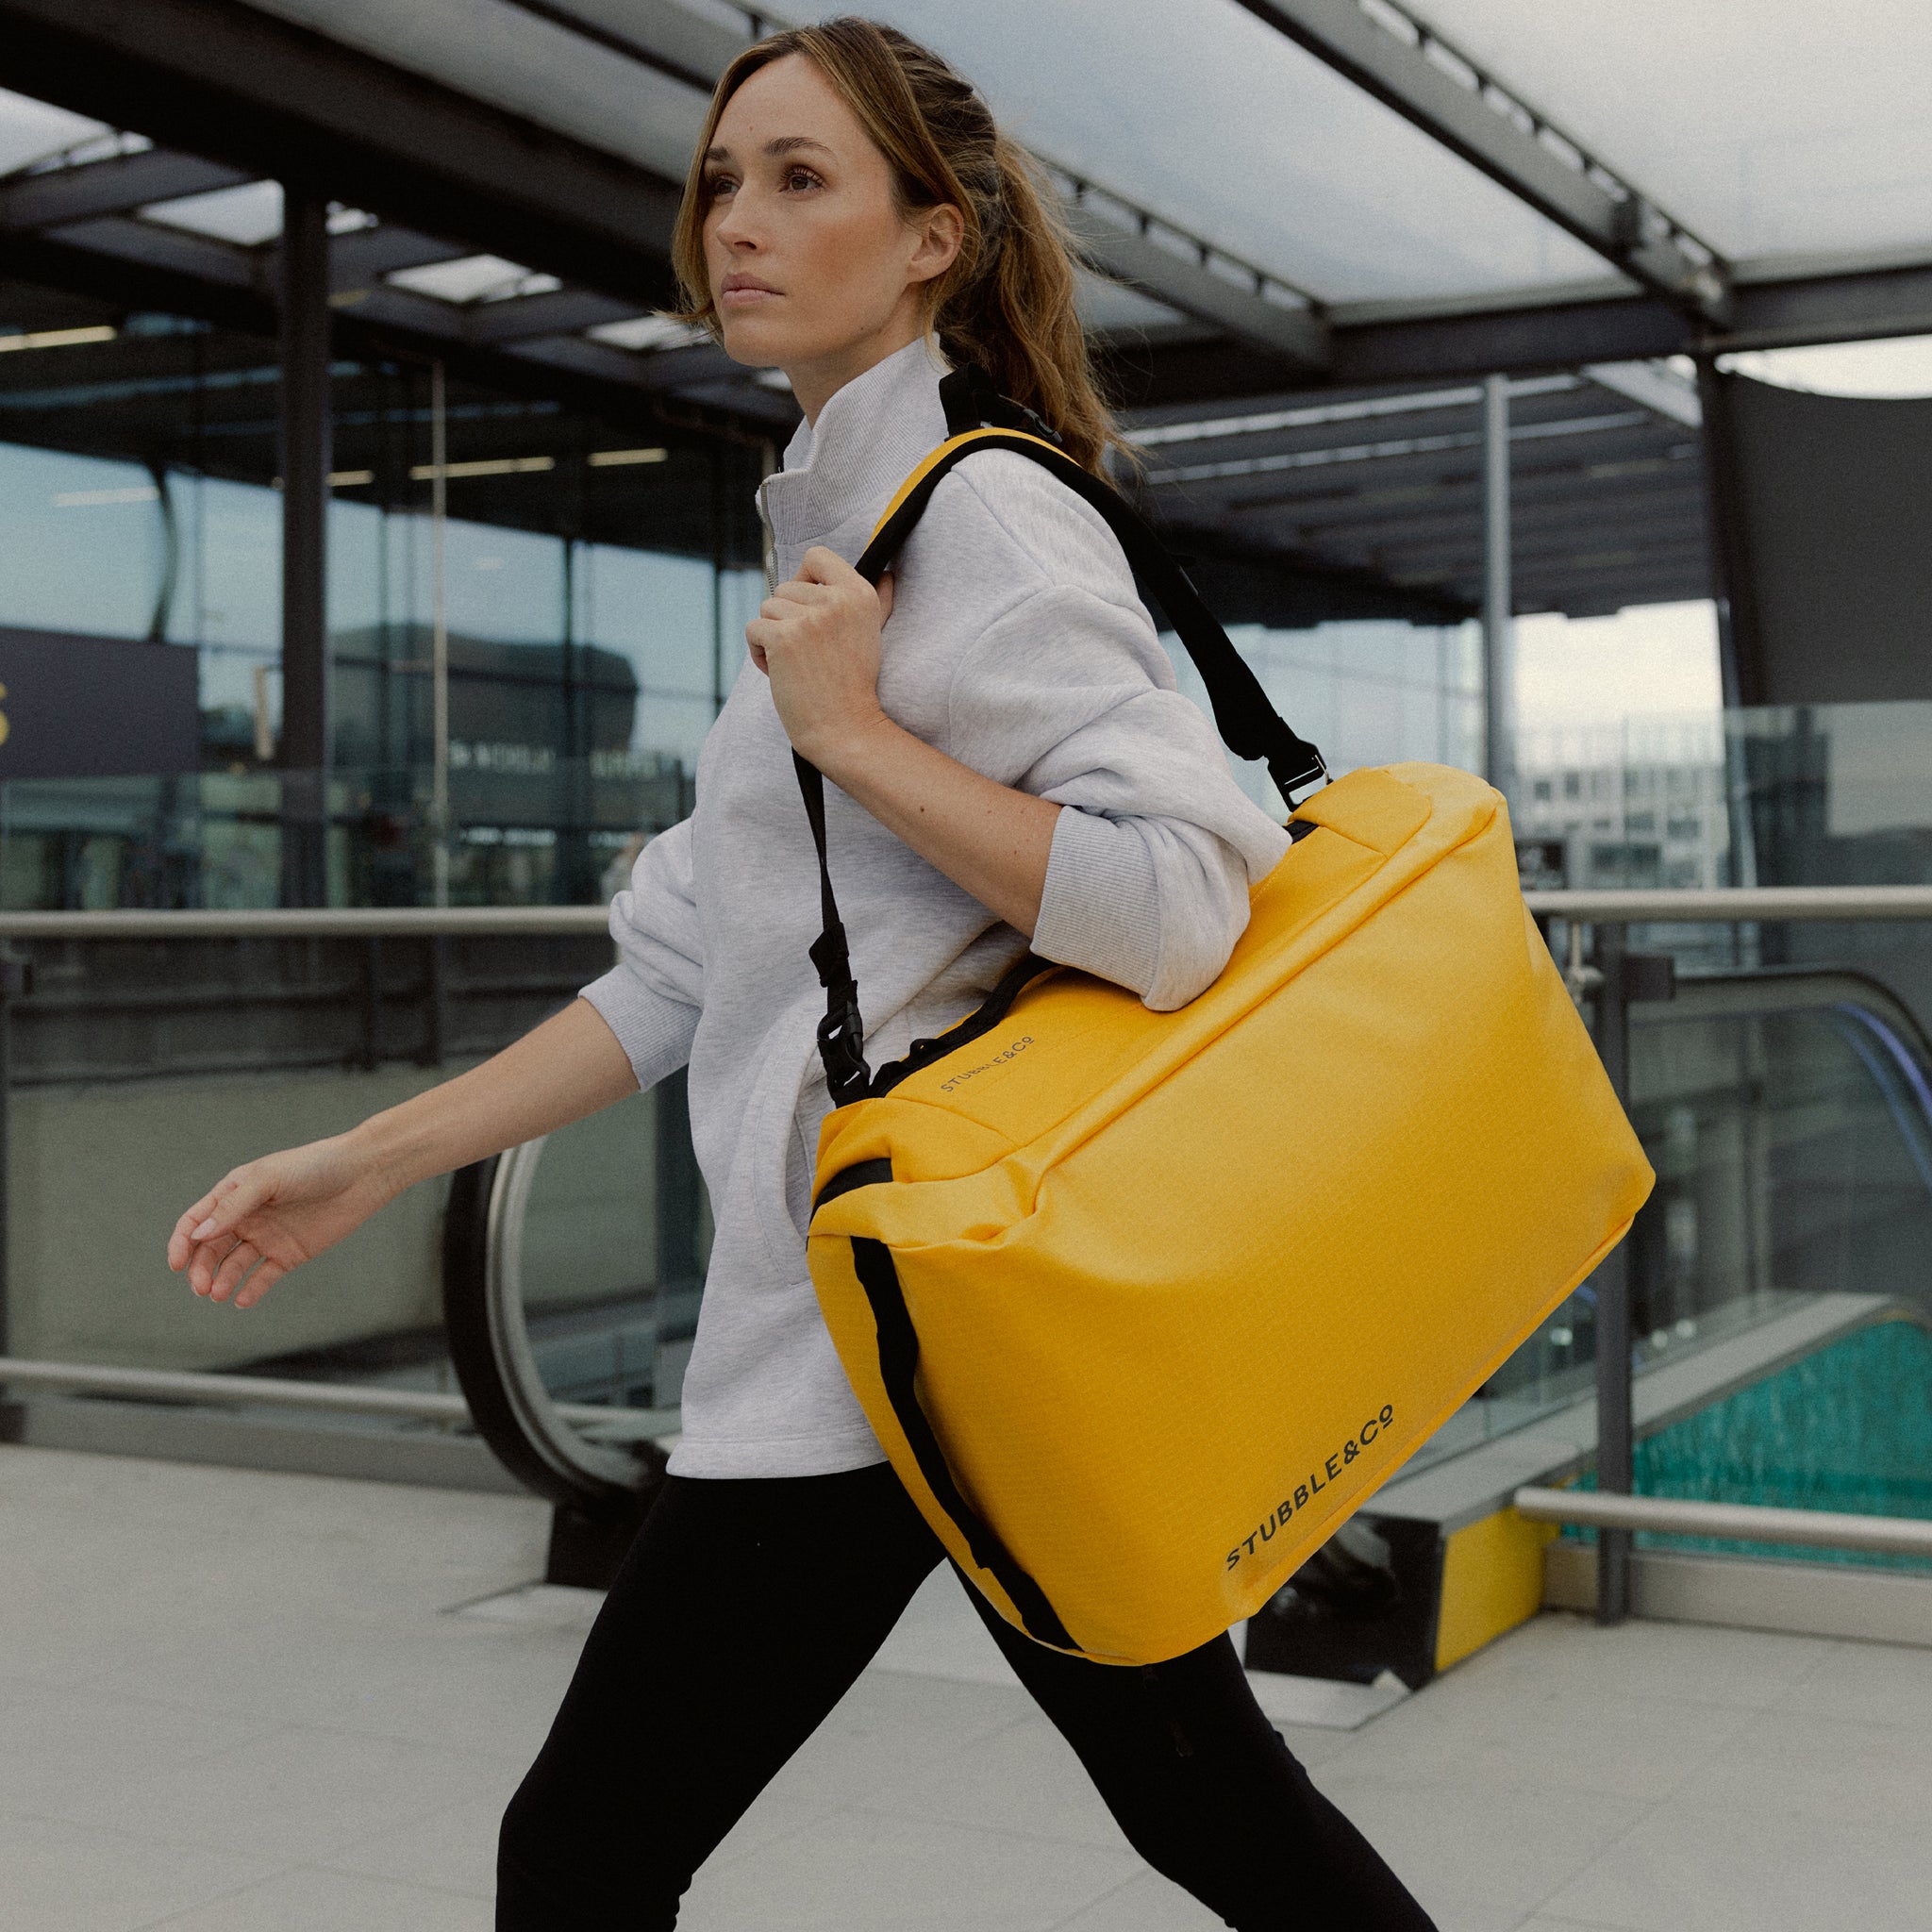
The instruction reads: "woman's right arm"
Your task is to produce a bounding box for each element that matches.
[167,997,641,1308]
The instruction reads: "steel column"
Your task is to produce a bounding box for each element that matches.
[0,954,27,1357]
[429,358,451,909]
[1591,922,1635,1624]
[1693,358,1763,710]
[1480,374,1514,798]
[278,190,333,908]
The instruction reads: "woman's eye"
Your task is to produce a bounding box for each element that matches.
[783,167,824,192]
[704,175,736,199]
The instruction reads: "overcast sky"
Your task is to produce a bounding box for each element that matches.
[1514,600,1722,729]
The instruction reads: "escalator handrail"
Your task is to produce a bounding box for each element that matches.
[1638,966,1932,1192]
[1644,965,1932,1066]
[442,1143,664,1511]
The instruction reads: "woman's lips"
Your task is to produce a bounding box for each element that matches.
[720,279,779,308]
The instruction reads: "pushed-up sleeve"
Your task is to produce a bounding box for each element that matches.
[579,816,705,1091]
[947,579,1292,1012]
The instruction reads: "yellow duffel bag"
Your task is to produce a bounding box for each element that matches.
[797,404,1653,1668]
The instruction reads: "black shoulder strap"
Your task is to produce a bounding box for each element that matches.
[793,375,1327,1107]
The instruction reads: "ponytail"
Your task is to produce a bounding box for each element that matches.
[671,17,1129,475]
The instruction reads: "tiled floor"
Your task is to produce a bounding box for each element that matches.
[4,1441,1930,1931]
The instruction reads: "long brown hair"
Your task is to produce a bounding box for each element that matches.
[671,16,1125,475]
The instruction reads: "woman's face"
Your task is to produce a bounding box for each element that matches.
[701,53,961,418]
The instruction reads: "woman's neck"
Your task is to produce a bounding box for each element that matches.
[786,315,932,425]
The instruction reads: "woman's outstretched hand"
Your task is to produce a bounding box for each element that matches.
[167,1136,396,1309]
[746,544,894,770]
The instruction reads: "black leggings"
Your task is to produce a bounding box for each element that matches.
[497,1463,1435,1930]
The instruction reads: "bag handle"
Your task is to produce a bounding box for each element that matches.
[793,367,1328,1107]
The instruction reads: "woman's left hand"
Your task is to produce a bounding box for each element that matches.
[746,544,894,771]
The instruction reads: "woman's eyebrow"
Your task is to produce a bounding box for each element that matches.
[703,135,837,163]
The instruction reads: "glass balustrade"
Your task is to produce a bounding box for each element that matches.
[1393,945,1932,1481]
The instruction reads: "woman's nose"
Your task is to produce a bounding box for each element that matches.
[714,200,761,253]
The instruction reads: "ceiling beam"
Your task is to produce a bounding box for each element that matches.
[1059,200,1330,375]
[0,149,249,229]
[1266,477,1701,549]
[329,225,476,289]
[499,0,747,96]
[1230,0,1731,322]
[503,333,795,425]
[0,0,683,304]
[462,286,646,344]
[1374,510,1705,575]
[43,213,262,291]
[1112,253,1932,402]
[1,229,277,335]
[1330,290,1686,386]
[1727,257,1932,352]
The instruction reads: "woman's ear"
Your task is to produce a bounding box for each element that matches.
[907,203,965,287]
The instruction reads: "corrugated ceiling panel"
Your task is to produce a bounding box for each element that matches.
[236,0,708,182]
[1418,0,1932,265]
[844,0,1613,303]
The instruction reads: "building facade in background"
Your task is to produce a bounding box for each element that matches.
[1514,718,1731,891]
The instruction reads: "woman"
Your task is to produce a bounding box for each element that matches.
[169,20,1436,1929]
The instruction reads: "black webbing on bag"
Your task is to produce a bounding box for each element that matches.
[850,1234,1078,1651]
[790,366,1328,1105]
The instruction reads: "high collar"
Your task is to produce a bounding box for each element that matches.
[757,336,951,587]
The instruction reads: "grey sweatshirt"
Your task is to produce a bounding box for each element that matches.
[580,337,1291,1477]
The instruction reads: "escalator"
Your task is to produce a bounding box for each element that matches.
[1244,962,1932,1683]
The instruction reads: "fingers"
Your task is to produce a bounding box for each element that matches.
[762,581,834,615]
[168,1177,235,1271]
[798,544,860,585]
[234,1258,286,1311]
[173,1163,278,1296]
[190,1168,275,1246]
[187,1233,241,1299]
[207,1239,261,1304]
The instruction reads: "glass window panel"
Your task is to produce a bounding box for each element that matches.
[1173,617,1483,813]
[575,543,718,706]
[326,494,389,641]
[441,515,565,645]
[167,472,281,652]
[716,566,763,695]
[628,695,718,775]
[0,442,167,639]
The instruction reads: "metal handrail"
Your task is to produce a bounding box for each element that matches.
[0,907,611,939]
[0,1355,677,1441]
[0,883,1924,942]
[1524,885,1932,923]
[1514,1486,1932,1560]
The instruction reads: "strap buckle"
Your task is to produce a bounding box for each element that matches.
[1274,751,1329,808]
[817,996,871,1106]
